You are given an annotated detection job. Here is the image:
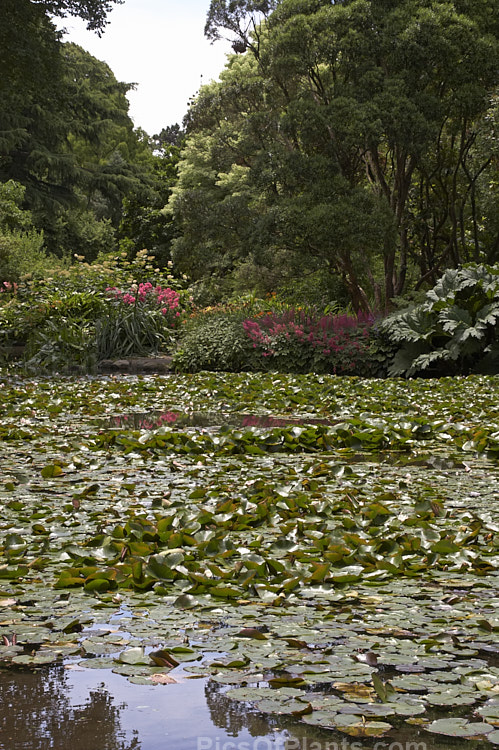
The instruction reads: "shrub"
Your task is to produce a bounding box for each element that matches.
[0,180,55,283]
[173,313,261,373]
[380,264,499,377]
[0,281,108,348]
[24,318,97,374]
[172,305,385,376]
[0,228,52,284]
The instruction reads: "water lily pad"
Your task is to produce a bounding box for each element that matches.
[426,690,478,706]
[338,720,393,738]
[126,675,154,685]
[12,651,59,665]
[226,686,306,702]
[78,657,117,669]
[390,700,426,716]
[174,594,198,609]
[41,464,64,478]
[477,700,499,725]
[80,638,120,655]
[150,673,177,684]
[257,698,311,716]
[301,710,339,729]
[117,647,148,665]
[425,718,495,738]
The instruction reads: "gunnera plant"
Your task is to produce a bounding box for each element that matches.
[380,264,499,377]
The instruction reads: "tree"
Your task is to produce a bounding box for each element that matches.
[32,0,123,33]
[262,0,499,302]
[0,16,154,258]
[170,0,499,310]
[49,44,155,259]
[0,0,122,158]
[205,0,277,54]
[0,1,64,158]
[0,0,151,259]
[119,130,184,265]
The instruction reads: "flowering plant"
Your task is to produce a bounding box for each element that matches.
[0,281,18,296]
[106,282,183,328]
[243,309,375,375]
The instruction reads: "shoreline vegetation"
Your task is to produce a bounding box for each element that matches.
[1,258,498,379]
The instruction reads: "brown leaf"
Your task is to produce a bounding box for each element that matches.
[281,637,308,649]
[355,650,379,666]
[237,628,268,640]
[151,673,177,685]
[149,649,179,668]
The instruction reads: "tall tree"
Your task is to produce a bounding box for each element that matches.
[46,44,154,257]
[32,0,122,32]
[170,0,499,310]
[0,0,148,258]
[205,0,277,54]
[119,128,184,265]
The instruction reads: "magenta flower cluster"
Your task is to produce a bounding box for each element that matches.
[106,283,181,321]
[243,309,374,372]
[0,281,18,294]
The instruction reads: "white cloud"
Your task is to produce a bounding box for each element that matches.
[58,0,232,134]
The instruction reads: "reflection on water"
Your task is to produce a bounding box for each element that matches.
[0,666,139,750]
[0,666,288,750]
[0,666,491,750]
[205,679,279,738]
[106,411,334,431]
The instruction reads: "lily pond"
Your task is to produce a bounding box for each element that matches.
[0,371,498,750]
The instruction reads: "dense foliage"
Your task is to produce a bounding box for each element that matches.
[169,0,499,311]
[0,250,189,371]
[381,263,499,377]
[0,181,48,283]
[0,1,181,265]
[173,311,261,373]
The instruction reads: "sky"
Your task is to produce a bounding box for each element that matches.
[58,0,233,136]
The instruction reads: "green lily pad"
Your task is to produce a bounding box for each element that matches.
[117,647,148,665]
[425,718,495,738]
[41,464,64,478]
[12,651,59,665]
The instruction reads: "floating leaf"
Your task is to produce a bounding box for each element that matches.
[118,647,148,665]
[149,650,179,668]
[236,628,268,640]
[41,464,63,478]
[426,718,494,738]
[150,673,177,684]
